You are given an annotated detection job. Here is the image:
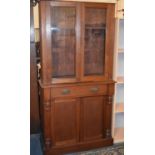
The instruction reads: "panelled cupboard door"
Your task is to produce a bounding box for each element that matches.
[81,3,115,82]
[51,98,80,146]
[80,96,106,141]
[50,2,81,83]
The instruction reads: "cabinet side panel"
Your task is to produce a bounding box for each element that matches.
[39,1,52,84]
[106,4,115,79]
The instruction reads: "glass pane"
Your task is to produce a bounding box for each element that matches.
[84,8,106,76]
[51,7,76,78]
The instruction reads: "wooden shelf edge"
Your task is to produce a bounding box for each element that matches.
[115,103,124,113]
[118,48,124,53]
[114,127,124,143]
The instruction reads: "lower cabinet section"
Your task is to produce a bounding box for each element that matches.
[43,95,113,155]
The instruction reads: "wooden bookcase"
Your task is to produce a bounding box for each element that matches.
[38,1,116,155]
[33,0,124,153]
[113,4,124,143]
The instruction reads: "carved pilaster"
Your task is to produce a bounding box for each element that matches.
[105,129,111,138]
[44,101,51,111]
[45,138,51,149]
[107,96,113,105]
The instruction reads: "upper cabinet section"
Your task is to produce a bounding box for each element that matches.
[39,1,115,84]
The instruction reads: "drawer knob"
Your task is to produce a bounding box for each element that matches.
[62,89,71,95]
[90,87,99,92]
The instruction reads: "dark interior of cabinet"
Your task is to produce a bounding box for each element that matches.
[84,8,106,76]
[51,6,107,79]
[51,6,76,78]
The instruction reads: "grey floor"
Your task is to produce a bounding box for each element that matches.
[30,134,123,155]
[30,134,43,155]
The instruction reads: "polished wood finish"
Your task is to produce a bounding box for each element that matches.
[51,83,108,98]
[39,1,115,154]
[39,1,52,85]
[81,96,106,141]
[51,98,80,146]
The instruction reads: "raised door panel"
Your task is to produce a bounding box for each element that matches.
[81,96,106,141]
[51,98,79,146]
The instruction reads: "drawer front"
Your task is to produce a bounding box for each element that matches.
[51,84,108,98]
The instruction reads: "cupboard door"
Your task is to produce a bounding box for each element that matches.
[51,98,79,146]
[81,3,115,81]
[81,96,106,141]
[50,2,80,83]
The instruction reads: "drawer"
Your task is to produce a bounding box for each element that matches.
[51,86,77,98]
[77,85,107,97]
[51,84,108,98]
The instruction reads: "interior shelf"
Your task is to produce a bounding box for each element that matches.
[117,76,124,83]
[114,127,124,143]
[118,19,124,49]
[117,54,124,77]
[118,48,124,53]
[115,103,124,113]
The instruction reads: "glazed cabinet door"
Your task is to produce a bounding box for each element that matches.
[40,1,81,84]
[81,3,115,82]
[51,98,80,146]
[50,2,81,83]
[80,96,107,142]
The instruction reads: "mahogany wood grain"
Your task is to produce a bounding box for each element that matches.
[51,98,80,146]
[39,1,52,85]
[51,84,108,98]
[40,87,52,149]
[81,96,106,141]
[106,4,115,79]
[39,1,115,154]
